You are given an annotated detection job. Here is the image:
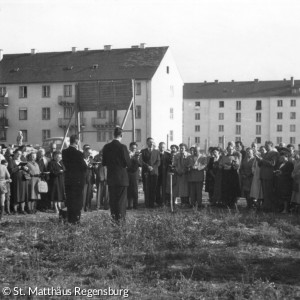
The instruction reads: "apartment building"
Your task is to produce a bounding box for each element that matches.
[0,45,183,149]
[183,78,300,148]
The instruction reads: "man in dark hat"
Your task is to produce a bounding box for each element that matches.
[102,127,131,222]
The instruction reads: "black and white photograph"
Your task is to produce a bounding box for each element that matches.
[0,0,300,299]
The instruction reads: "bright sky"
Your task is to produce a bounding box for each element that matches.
[0,0,299,82]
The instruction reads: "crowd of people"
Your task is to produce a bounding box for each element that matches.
[0,131,300,223]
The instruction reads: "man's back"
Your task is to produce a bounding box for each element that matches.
[102,139,130,186]
[62,146,85,184]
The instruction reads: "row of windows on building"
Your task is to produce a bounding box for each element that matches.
[194,99,297,109]
[0,82,164,98]
[194,112,297,121]
[14,105,174,121]
[193,136,297,146]
[194,124,297,134]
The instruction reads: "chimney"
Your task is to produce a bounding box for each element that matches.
[254,78,259,83]
[291,76,294,87]
[31,49,36,55]
[214,80,218,83]
[72,47,77,53]
[104,45,111,51]
[140,43,146,49]
[84,48,90,51]
[0,49,3,61]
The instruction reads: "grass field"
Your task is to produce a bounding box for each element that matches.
[1,203,300,299]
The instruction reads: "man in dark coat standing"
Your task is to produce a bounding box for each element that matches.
[62,134,86,224]
[102,127,131,222]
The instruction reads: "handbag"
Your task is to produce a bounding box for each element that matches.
[37,180,48,193]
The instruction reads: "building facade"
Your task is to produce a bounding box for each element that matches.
[183,78,300,149]
[0,46,183,150]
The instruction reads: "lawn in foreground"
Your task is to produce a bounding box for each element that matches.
[0,207,300,299]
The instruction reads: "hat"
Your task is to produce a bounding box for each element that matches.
[170,144,179,151]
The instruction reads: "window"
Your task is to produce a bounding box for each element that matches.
[19,108,28,120]
[0,87,6,96]
[135,82,141,95]
[64,107,73,119]
[277,125,282,132]
[170,107,174,119]
[170,85,174,97]
[236,113,241,122]
[19,86,27,98]
[97,131,106,142]
[219,113,224,120]
[195,101,200,108]
[290,124,296,132]
[195,125,200,132]
[290,112,296,119]
[256,113,261,122]
[108,131,113,141]
[42,130,51,141]
[42,85,50,98]
[256,137,261,144]
[42,108,50,120]
[291,99,296,107]
[219,125,224,132]
[166,66,169,74]
[277,137,282,144]
[219,101,224,108]
[195,113,200,120]
[195,137,200,144]
[135,105,141,119]
[236,101,241,110]
[135,129,141,142]
[277,112,283,119]
[0,130,6,141]
[63,85,72,97]
[21,130,28,143]
[218,137,223,145]
[97,110,106,119]
[290,137,296,144]
[277,100,283,107]
[235,136,241,142]
[169,130,173,142]
[236,125,241,135]
[256,100,262,110]
[256,125,261,135]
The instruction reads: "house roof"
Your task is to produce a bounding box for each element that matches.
[183,80,300,99]
[0,47,169,84]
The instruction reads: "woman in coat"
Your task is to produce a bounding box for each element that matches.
[27,152,41,214]
[48,151,66,213]
[8,149,29,214]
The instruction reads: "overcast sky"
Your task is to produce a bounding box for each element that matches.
[0,0,299,82]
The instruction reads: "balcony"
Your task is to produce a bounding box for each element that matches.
[58,118,86,128]
[0,117,9,128]
[92,117,120,129]
[0,96,9,107]
[58,96,75,106]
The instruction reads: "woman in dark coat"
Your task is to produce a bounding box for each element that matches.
[274,148,294,213]
[219,143,241,208]
[48,151,66,213]
[8,149,29,214]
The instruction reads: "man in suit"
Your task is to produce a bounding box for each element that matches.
[102,127,131,222]
[255,140,279,212]
[140,137,160,208]
[62,134,86,224]
[127,142,140,209]
[186,145,207,208]
[156,142,171,206]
